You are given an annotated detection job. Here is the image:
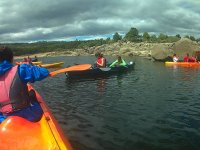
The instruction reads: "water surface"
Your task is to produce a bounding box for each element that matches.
[33,56,200,150]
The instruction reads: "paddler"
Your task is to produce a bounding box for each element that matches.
[109,55,127,67]
[0,46,49,123]
[95,52,107,68]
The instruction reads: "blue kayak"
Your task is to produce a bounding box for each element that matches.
[65,62,135,79]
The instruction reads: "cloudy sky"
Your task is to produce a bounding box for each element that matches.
[0,0,200,43]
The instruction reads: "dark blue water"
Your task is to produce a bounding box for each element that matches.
[33,56,200,150]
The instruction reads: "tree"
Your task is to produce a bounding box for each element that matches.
[124,27,140,42]
[150,35,157,42]
[184,35,189,39]
[106,37,111,41]
[196,38,200,42]
[167,36,180,42]
[158,33,168,42]
[175,34,181,38]
[189,36,195,41]
[143,32,150,42]
[113,32,122,42]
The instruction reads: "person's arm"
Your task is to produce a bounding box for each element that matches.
[173,57,178,62]
[102,58,106,67]
[96,61,102,67]
[96,59,104,67]
[121,59,127,66]
[109,60,118,67]
[18,64,49,83]
[0,60,13,74]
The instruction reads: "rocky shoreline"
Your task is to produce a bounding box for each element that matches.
[15,38,200,61]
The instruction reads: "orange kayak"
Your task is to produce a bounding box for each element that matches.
[0,84,73,150]
[165,61,200,67]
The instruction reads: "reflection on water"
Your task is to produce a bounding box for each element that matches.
[34,56,200,150]
[96,79,107,93]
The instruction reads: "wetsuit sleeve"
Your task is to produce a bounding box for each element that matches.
[18,64,49,83]
[109,60,118,67]
[121,59,127,66]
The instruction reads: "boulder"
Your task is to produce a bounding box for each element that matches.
[150,44,172,61]
[171,38,200,59]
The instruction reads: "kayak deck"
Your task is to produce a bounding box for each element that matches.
[65,62,135,79]
[0,85,72,150]
[0,116,66,150]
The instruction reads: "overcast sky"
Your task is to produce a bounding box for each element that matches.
[0,0,200,43]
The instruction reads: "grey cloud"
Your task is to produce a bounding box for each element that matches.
[0,0,199,42]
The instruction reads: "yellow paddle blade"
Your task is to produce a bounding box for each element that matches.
[49,64,92,77]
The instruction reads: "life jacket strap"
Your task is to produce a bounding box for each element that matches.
[0,101,13,107]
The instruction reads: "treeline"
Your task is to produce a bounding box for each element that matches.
[113,27,200,43]
[1,27,200,56]
[1,39,109,56]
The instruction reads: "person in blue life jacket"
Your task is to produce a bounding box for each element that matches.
[0,46,49,123]
[109,55,127,67]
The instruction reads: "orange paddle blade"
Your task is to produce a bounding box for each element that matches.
[49,64,92,77]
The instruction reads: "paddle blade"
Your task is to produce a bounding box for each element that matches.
[49,64,92,77]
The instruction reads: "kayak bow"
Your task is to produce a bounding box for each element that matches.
[0,84,73,150]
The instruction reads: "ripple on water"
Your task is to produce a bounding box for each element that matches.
[33,56,200,150]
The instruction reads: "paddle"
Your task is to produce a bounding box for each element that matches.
[49,64,92,77]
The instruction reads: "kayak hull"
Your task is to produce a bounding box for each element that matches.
[0,84,73,150]
[41,62,64,69]
[165,61,200,67]
[65,62,135,79]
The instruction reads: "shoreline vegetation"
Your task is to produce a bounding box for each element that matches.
[14,41,169,59]
[1,27,199,60]
[14,39,200,61]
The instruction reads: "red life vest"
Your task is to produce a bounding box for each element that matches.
[189,57,196,62]
[183,56,189,62]
[96,57,106,67]
[0,66,30,114]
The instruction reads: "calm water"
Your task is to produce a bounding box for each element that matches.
[32,56,200,150]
